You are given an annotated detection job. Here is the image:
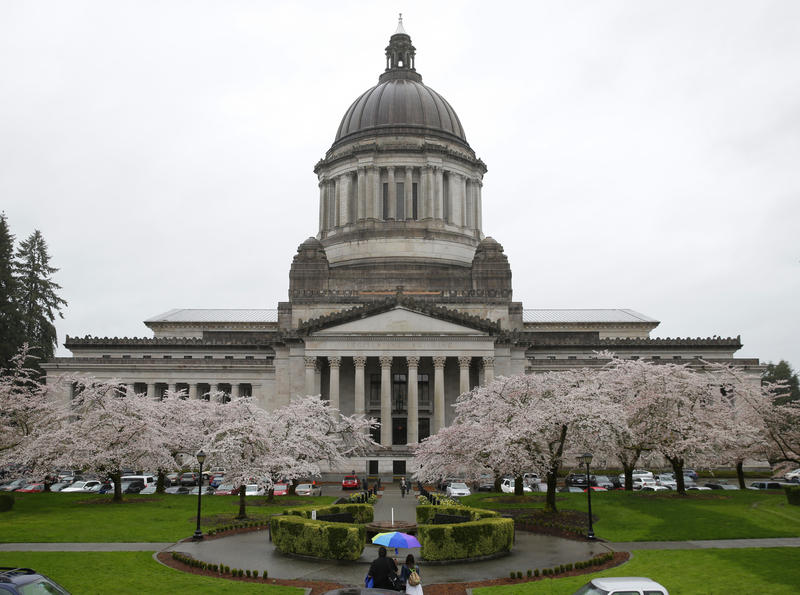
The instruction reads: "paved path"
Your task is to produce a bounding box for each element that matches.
[372,483,418,524]
[606,537,800,550]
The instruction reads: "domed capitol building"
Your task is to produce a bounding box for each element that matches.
[43,19,762,475]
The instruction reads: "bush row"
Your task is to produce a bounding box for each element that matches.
[283,502,374,524]
[206,520,268,536]
[416,504,499,524]
[508,552,615,580]
[171,552,268,579]
[271,514,367,560]
[0,493,13,512]
[416,504,510,561]
[786,486,800,506]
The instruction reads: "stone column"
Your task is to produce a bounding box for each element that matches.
[406,356,419,444]
[458,355,471,395]
[353,356,366,417]
[476,180,483,232]
[146,382,156,400]
[230,383,238,400]
[304,356,317,396]
[404,167,413,219]
[328,356,341,410]
[211,383,219,401]
[387,166,396,219]
[380,356,393,447]
[451,172,463,227]
[372,166,382,220]
[126,383,135,396]
[433,356,446,433]
[483,356,495,384]
[422,166,432,219]
[339,174,350,226]
[189,383,198,400]
[434,167,444,220]
[357,167,366,220]
[318,180,325,232]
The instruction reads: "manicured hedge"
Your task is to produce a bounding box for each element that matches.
[416,504,512,561]
[283,503,374,523]
[271,514,366,560]
[786,486,800,506]
[0,493,13,512]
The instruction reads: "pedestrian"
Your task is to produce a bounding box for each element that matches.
[399,553,423,594]
[400,476,407,498]
[366,546,400,590]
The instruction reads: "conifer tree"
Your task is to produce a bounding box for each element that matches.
[13,230,67,364]
[0,213,24,371]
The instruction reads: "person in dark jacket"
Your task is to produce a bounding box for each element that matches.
[367,546,398,589]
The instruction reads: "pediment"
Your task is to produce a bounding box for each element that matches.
[313,307,488,336]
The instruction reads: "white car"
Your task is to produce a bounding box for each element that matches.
[573,576,668,594]
[244,484,266,496]
[446,482,471,497]
[784,468,800,481]
[619,469,654,482]
[500,478,532,493]
[655,475,677,489]
[294,483,321,496]
[633,478,657,490]
[60,480,102,493]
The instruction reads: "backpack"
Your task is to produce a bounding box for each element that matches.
[408,568,421,586]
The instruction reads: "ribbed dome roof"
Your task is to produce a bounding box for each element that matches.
[334,79,467,146]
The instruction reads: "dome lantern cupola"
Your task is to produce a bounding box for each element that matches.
[380,14,421,83]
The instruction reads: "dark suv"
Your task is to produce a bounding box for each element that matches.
[179,472,199,486]
[564,473,589,487]
[0,567,71,594]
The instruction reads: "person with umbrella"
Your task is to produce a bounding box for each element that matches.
[366,546,399,590]
[400,553,423,594]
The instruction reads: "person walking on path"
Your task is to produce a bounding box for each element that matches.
[400,477,407,498]
[367,546,399,590]
[400,553,423,594]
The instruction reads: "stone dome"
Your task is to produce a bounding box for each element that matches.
[334,79,467,147]
[331,18,469,150]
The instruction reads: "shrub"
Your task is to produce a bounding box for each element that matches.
[245,570,251,577]
[416,515,513,561]
[284,503,374,524]
[271,515,366,560]
[527,569,532,577]
[516,571,522,579]
[786,486,800,506]
[510,571,515,578]
[534,569,539,577]
[263,570,268,579]
[559,564,565,573]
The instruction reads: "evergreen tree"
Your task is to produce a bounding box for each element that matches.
[13,230,67,365]
[762,360,800,404]
[0,213,24,371]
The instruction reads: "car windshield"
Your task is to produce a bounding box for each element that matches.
[296,484,311,489]
[572,582,608,595]
[274,483,287,489]
[450,483,467,489]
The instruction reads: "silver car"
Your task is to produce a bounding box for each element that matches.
[573,576,669,594]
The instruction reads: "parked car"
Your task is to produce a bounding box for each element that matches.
[165,486,193,495]
[559,486,584,493]
[591,475,615,489]
[341,475,360,490]
[187,486,216,496]
[446,482,472,498]
[61,480,102,493]
[522,472,540,486]
[139,485,157,495]
[686,486,711,491]
[244,484,266,496]
[0,478,28,492]
[213,484,238,495]
[633,478,657,490]
[0,566,71,594]
[640,485,670,492]
[572,576,668,594]
[209,473,226,488]
[683,469,699,481]
[748,481,785,490]
[584,486,608,492]
[295,483,322,496]
[500,478,532,493]
[121,475,156,488]
[619,469,654,483]
[784,468,800,481]
[272,482,289,496]
[565,473,589,487]
[15,483,46,493]
[655,474,677,489]
[165,472,180,486]
[704,482,740,490]
[48,482,71,492]
[122,480,145,494]
[474,474,495,492]
[179,472,199,486]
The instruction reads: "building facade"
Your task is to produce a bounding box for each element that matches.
[43,20,761,476]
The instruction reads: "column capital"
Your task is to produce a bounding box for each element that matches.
[328,356,341,368]
[433,356,446,368]
[483,356,495,367]
[387,165,395,173]
[458,355,472,367]
[379,355,393,368]
[406,355,420,368]
[353,355,367,368]
[304,356,318,369]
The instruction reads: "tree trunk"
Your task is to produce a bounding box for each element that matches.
[622,461,635,491]
[736,460,746,489]
[236,485,247,519]
[493,476,502,493]
[111,471,123,503]
[267,487,274,502]
[514,474,524,496]
[668,457,686,495]
[545,467,559,512]
[156,470,166,494]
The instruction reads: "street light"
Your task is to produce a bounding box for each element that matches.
[577,452,595,540]
[192,450,206,541]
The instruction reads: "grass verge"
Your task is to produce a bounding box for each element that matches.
[473,547,800,594]
[461,490,800,541]
[0,551,303,594]
[0,493,335,542]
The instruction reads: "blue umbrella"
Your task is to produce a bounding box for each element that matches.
[371,531,421,555]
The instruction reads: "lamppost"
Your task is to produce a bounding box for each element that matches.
[192,450,206,541]
[577,452,595,540]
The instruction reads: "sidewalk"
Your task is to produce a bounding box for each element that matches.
[606,537,800,550]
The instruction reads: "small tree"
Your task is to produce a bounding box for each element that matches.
[0,213,24,371]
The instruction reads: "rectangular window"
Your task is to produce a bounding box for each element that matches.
[102,355,110,359]
[224,355,234,360]
[396,182,405,219]
[419,418,430,441]
[245,355,254,360]
[369,422,381,444]
[673,355,682,359]
[368,460,379,476]
[163,355,172,359]
[369,374,381,409]
[392,373,407,412]
[393,460,407,475]
[142,355,151,359]
[122,355,131,359]
[418,374,430,407]
[412,182,418,220]
[382,183,389,219]
[184,355,192,359]
[204,355,213,359]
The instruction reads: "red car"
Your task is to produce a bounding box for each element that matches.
[272,483,288,496]
[16,483,46,493]
[342,475,360,490]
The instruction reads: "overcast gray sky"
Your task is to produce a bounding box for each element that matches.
[2,1,798,371]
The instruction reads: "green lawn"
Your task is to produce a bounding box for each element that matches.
[0,493,335,542]
[462,490,800,541]
[0,551,303,594]
[473,548,800,594]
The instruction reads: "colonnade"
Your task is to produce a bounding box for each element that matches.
[318,165,483,232]
[304,354,495,447]
[121,382,254,401]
